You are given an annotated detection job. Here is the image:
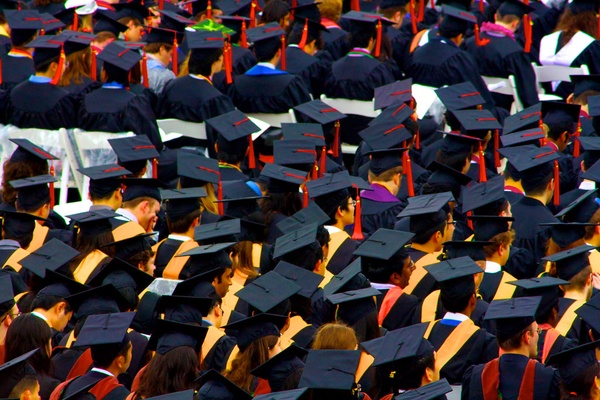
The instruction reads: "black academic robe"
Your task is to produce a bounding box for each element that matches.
[213,44,257,91]
[478,271,514,303]
[407,37,497,108]
[529,1,561,52]
[266,213,287,245]
[536,328,576,364]
[153,238,189,278]
[504,246,538,279]
[219,165,249,182]
[428,319,498,384]
[201,323,237,374]
[504,188,525,205]
[360,184,404,240]
[320,26,350,62]
[556,151,578,194]
[462,354,560,400]
[61,77,101,98]
[389,19,416,74]
[375,288,420,331]
[309,287,336,328]
[463,29,539,111]
[326,234,360,275]
[511,196,558,265]
[405,248,439,300]
[0,36,10,58]
[226,64,312,114]
[6,80,78,129]
[279,46,329,99]
[39,372,61,400]
[0,54,34,91]
[55,371,129,400]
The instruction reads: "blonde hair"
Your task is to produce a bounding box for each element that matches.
[318,0,343,22]
[312,323,358,350]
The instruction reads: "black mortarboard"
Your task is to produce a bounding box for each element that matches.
[354,228,414,260]
[97,42,142,72]
[237,218,268,242]
[276,203,329,233]
[555,189,599,223]
[305,172,352,216]
[186,29,225,49]
[157,295,213,324]
[144,26,183,45]
[246,21,285,44]
[94,10,129,36]
[35,269,87,304]
[590,95,600,117]
[500,128,546,147]
[274,261,324,298]
[443,240,490,261]
[578,136,600,170]
[26,34,63,68]
[426,161,473,188]
[67,209,117,237]
[260,163,307,194]
[88,257,154,295]
[196,370,252,400]
[20,238,79,278]
[145,390,195,400]
[177,242,235,270]
[206,110,260,167]
[5,10,43,30]
[158,9,195,31]
[569,0,598,14]
[79,164,131,198]
[425,256,480,297]
[582,159,600,183]
[358,118,412,151]
[397,192,454,218]
[0,349,38,397]
[440,131,481,154]
[327,287,380,326]
[541,101,581,128]
[281,123,326,147]
[366,148,406,175]
[108,135,159,175]
[219,182,264,219]
[374,78,413,110]
[114,1,150,22]
[173,274,219,297]
[370,103,415,128]
[222,313,286,351]
[455,109,502,136]
[273,223,318,259]
[546,221,596,247]
[542,244,595,281]
[461,175,506,214]
[293,100,347,125]
[193,218,240,244]
[219,16,251,36]
[9,138,57,163]
[67,284,130,319]
[10,174,56,211]
[0,275,14,317]
[298,349,361,392]
[502,103,542,134]
[323,258,362,297]
[570,75,600,98]
[469,215,514,241]
[72,312,134,348]
[177,151,220,186]
[509,146,559,189]
[484,296,541,342]
[121,178,166,203]
[436,82,485,111]
[250,344,307,390]
[439,6,476,36]
[274,139,318,170]
[575,291,600,338]
[509,276,569,319]
[147,318,208,354]
[290,1,321,20]
[497,0,534,18]
[103,233,154,262]
[162,187,206,222]
[236,271,302,313]
[361,323,433,367]
[394,379,453,400]
[546,341,600,386]
[254,388,308,400]
[0,210,45,241]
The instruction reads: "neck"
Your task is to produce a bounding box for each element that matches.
[104,364,121,377]
[587,234,600,247]
[36,70,54,79]
[487,255,504,266]
[502,346,531,358]
[206,314,220,328]
[527,193,549,205]
[495,21,515,32]
[92,199,119,211]
[564,288,589,301]
[411,242,439,254]
[175,227,195,239]
[372,181,397,195]
[332,220,346,231]
[32,309,53,327]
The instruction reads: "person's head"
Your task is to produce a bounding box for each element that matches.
[312,322,358,350]
[122,196,161,232]
[30,293,73,332]
[2,157,48,205]
[348,22,376,49]
[544,120,577,152]
[59,47,93,87]
[410,210,454,249]
[253,33,282,63]
[224,335,280,392]
[127,248,156,274]
[521,164,554,201]
[287,20,323,55]
[278,240,324,274]
[316,190,355,227]
[119,16,145,42]
[555,6,599,43]
[440,276,477,314]
[569,265,593,294]
[494,11,521,32]
[166,209,201,234]
[368,166,403,195]
[136,346,199,398]
[437,13,468,42]
[212,266,234,298]
[7,375,40,400]
[318,0,342,22]
[362,250,414,289]
[483,229,515,265]
[390,343,437,391]
[91,32,117,51]
[558,357,600,400]
[90,338,132,375]
[260,0,290,28]
[144,42,173,67]
[437,150,471,174]
[498,321,539,358]
[5,314,54,375]
[215,136,249,166]
[188,47,224,77]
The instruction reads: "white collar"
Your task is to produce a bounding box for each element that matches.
[371,282,397,290]
[579,180,596,190]
[442,312,469,322]
[288,44,300,48]
[31,311,50,325]
[485,261,502,273]
[168,234,192,242]
[325,225,342,234]
[90,367,114,377]
[116,208,139,223]
[257,62,276,69]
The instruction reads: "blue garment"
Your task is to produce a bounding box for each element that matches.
[28,75,52,83]
[245,64,287,76]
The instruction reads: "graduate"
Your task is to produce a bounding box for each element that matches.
[0,210,46,273]
[0,10,41,90]
[0,349,41,399]
[142,27,180,94]
[55,31,100,98]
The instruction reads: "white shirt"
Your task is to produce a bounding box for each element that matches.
[442,312,469,322]
[371,282,397,290]
[31,311,51,326]
[116,208,138,223]
[485,261,502,274]
[90,367,114,377]
[325,225,342,234]
[579,180,596,190]
[168,234,192,242]
[257,62,276,70]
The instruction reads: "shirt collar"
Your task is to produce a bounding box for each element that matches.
[325,225,342,234]
[90,367,115,377]
[257,62,276,69]
[442,312,469,322]
[485,261,502,273]
[28,75,52,83]
[168,234,192,242]
[580,180,596,190]
[31,311,51,326]
[371,282,397,290]
[116,208,139,223]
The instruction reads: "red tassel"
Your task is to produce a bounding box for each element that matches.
[403,151,414,197]
[224,44,233,84]
[40,29,45,36]
[374,20,382,57]
[303,184,309,208]
[319,146,326,177]
[250,0,256,28]
[248,136,256,168]
[73,13,78,31]
[479,0,484,13]
[598,14,600,38]
[574,121,581,157]
[553,160,560,206]
[91,48,97,81]
[217,180,224,215]
[417,0,425,23]
[351,191,364,240]
[240,20,248,48]
[475,25,490,46]
[187,3,193,14]
[431,0,434,8]
[351,0,360,11]
[0,58,3,85]
[49,165,55,209]
[415,130,420,150]
[172,37,179,76]
[141,53,149,88]
[410,0,417,34]
[207,0,212,18]
[478,143,487,182]
[50,47,65,85]
[298,19,308,51]
[311,163,318,180]
[494,130,501,168]
[466,210,473,230]
[333,121,340,158]
[523,14,532,53]
[280,35,286,70]
[152,158,158,178]
[159,0,164,10]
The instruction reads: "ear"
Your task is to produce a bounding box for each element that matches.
[389,271,402,285]
[581,160,586,173]
[192,217,200,227]
[424,366,435,383]
[566,93,575,104]
[313,258,323,274]
[214,143,219,153]
[21,389,31,400]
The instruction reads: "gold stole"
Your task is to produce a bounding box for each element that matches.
[492,272,517,301]
[426,319,481,372]
[27,223,49,252]
[421,290,441,323]
[201,325,226,364]
[72,250,109,283]
[404,251,441,295]
[162,240,198,280]
[2,248,30,272]
[112,221,146,242]
[555,300,585,336]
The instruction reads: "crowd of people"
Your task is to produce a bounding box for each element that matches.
[1,0,600,399]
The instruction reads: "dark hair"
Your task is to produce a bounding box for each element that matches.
[391,352,435,391]
[349,26,376,48]
[3,227,33,249]
[103,62,130,86]
[521,170,553,195]
[2,158,48,205]
[126,248,155,271]
[559,362,600,400]
[546,121,576,141]
[362,253,408,283]
[555,8,598,46]
[261,193,303,226]
[316,225,330,248]
[217,137,247,165]
[437,150,471,172]
[144,43,173,54]
[30,295,72,313]
[34,55,59,73]
[70,230,115,274]
[254,38,282,63]
[260,0,290,25]
[440,282,475,313]
[278,241,323,271]
[5,314,54,375]
[326,195,351,225]
[412,218,447,245]
[473,199,510,216]
[287,24,324,50]
[352,310,381,343]
[499,326,530,350]
[167,209,201,234]
[135,346,199,398]
[91,340,132,369]
[188,48,223,77]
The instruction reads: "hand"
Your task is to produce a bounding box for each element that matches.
[592,272,600,290]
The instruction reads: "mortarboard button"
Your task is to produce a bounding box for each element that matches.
[453,109,501,138]
[424,256,482,283]
[435,82,485,111]
[72,312,135,348]
[236,271,302,313]
[108,135,159,170]
[374,78,413,110]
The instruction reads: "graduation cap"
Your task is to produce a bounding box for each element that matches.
[340,11,392,57]
[424,256,481,297]
[306,172,352,216]
[293,100,347,157]
[541,101,581,129]
[443,240,490,261]
[113,1,150,23]
[217,0,253,16]
[236,271,302,313]
[440,131,481,154]
[358,118,412,151]
[397,192,454,218]
[102,233,154,262]
[581,158,600,183]
[354,228,414,261]
[503,103,542,134]
[0,349,38,398]
[542,244,595,281]
[177,242,235,271]
[510,145,560,203]
[66,284,131,319]
[222,313,286,351]
[578,136,600,167]
[250,344,307,391]
[196,370,252,400]
[274,261,324,298]
[158,9,195,31]
[237,217,268,242]
[276,202,329,233]
[9,138,57,163]
[145,390,195,400]
[219,15,251,45]
[273,223,318,259]
[0,275,15,318]
[394,379,453,400]
[568,0,598,14]
[555,189,599,223]
[79,164,131,198]
[497,0,533,18]
[327,287,380,325]
[34,270,87,306]
[281,123,326,148]
[88,257,154,295]
[0,210,45,242]
[157,295,213,324]
[218,181,264,219]
[273,139,318,172]
[369,103,415,129]
[570,74,600,98]
[72,312,135,348]
[162,187,206,222]
[323,258,362,297]
[94,10,128,36]
[246,22,286,65]
[426,161,473,191]
[26,35,65,78]
[97,42,142,73]
[366,148,407,175]
[193,218,240,244]
[147,318,208,355]
[19,238,80,278]
[439,6,477,35]
[500,128,546,148]
[455,109,501,136]
[298,349,362,392]
[541,222,596,247]
[206,110,261,169]
[260,163,308,194]
[10,174,56,211]
[121,178,166,203]
[67,208,118,237]
[469,215,514,241]
[589,95,600,117]
[509,276,569,320]
[144,26,184,46]
[435,82,485,111]
[461,175,507,214]
[575,291,600,339]
[108,135,159,177]
[173,273,219,297]
[360,323,433,367]
[374,79,413,110]
[546,341,600,386]
[5,10,43,31]
[484,296,541,342]
[177,151,220,186]
[186,29,225,49]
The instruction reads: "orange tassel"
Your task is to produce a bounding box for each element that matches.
[298,19,308,51]
[554,160,560,206]
[0,58,3,85]
[223,44,232,83]
[159,0,164,9]
[240,20,248,48]
[410,0,417,34]
[172,37,179,76]
[311,163,318,180]
[475,24,490,46]
[152,158,158,178]
[478,143,487,182]
[351,191,364,240]
[374,20,382,57]
[417,0,425,23]
[50,47,65,85]
[73,13,78,31]
[217,180,224,215]
[598,14,600,38]
[141,53,149,88]
[351,0,360,11]
[207,0,212,18]
[40,29,45,36]
[248,136,256,169]
[574,121,581,157]
[250,0,256,28]
[49,165,55,209]
[494,129,501,168]
[280,35,286,70]
[523,14,532,53]
[415,130,420,149]
[466,210,473,231]
[333,121,340,158]
[404,151,415,197]
[91,48,97,81]
[319,147,327,177]
[303,184,309,208]
[479,0,484,13]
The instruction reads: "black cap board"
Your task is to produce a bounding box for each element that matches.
[484,297,541,342]
[542,244,595,281]
[235,271,302,313]
[72,312,135,348]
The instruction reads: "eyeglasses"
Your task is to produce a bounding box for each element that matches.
[349,200,357,207]
[446,221,457,227]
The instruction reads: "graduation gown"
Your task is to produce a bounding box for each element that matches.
[556,297,587,343]
[50,371,129,400]
[0,52,34,91]
[511,196,558,264]
[376,286,420,331]
[503,246,538,279]
[61,77,101,98]
[226,64,312,114]
[461,354,560,400]
[504,186,525,205]
[213,44,258,91]
[463,27,539,111]
[427,318,498,384]
[359,183,404,239]
[153,237,196,279]
[279,45,329,99]
[319,20,350,62]
[324,228,359,275]
[529,0,561,52]
[404,248,439,300]
[71,250,112,284]
[27,223,72,253]
[200,323,237,373]
[536,327,576,364]
[6,78,78,130]
[478,271,517,303]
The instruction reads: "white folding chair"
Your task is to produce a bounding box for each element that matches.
[319,94,381,118]
[245,111,296,128]
[532,63,589,100]
[482,75,523,113]
[0,125,72,206]
[156,119,207,142]
[412,84,439,119]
